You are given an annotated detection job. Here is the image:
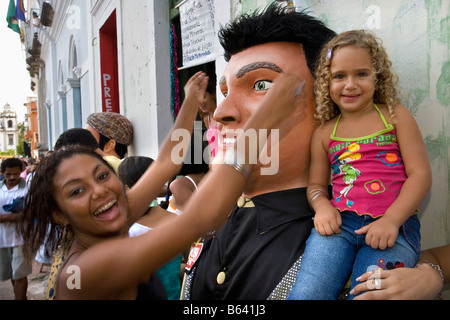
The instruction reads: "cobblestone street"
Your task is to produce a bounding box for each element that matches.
[0,260,48,300]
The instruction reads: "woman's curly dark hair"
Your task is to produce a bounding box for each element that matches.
[21,146,112,258]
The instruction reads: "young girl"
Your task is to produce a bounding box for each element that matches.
[288,30,432,300]
[160,130,210,215]
[21,71,303,299]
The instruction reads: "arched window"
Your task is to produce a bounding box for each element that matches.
[68,36,82,128]
[57,60,68,132]
[69,37,78,78]
[58,60,64,88]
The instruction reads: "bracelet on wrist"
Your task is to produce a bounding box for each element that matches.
[228,162,251,181]
[415,262,445,284]
[416,262,444,300]
[307,188,328,205]
[221,144,251,181]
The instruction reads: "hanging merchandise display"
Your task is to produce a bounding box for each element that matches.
[170,24,181,118]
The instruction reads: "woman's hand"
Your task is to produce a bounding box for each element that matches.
[183,71,209,107]
[351,264,443,300]
[258,73,305,130]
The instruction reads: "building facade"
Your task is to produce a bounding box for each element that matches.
[0,104,20,153]
[24,97,39,159]
[25,0,228,158]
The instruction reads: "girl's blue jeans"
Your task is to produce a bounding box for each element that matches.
[288,211,421,300]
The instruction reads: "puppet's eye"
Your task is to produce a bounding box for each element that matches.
[254,80,273,91]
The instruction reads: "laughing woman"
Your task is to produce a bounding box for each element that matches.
[21,72,303,299]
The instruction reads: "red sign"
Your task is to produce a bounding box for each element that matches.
[185,241,203,271]
[99,10,119,113]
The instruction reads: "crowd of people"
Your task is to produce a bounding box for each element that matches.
[0,4,448,301]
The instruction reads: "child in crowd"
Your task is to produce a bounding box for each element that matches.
[119,156,181,300]
[288,30,432,300]
[161,129,210,215]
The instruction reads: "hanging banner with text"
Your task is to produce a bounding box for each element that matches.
[179,0,216,69]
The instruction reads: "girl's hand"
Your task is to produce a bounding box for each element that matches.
[314,208,342,236]
[354,216,399,250]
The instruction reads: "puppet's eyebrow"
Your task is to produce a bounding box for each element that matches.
[236,62,283,78]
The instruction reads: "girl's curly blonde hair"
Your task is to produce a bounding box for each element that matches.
[314,30,401,126]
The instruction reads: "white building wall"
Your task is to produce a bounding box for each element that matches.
[39,0,218,157]
[89,0,173,158]
[37,0,94,149]
[122,0,172,158]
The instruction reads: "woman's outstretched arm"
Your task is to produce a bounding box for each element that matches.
[127,72,209,223]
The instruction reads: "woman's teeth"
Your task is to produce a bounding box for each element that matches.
[94,199,117,216]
